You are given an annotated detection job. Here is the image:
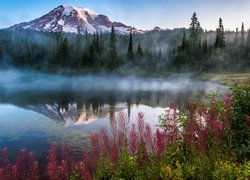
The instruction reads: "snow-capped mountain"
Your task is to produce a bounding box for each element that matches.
[9,5,144,35]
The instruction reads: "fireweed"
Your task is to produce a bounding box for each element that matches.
[0,92,249,179]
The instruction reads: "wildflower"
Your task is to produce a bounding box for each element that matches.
[129,124,139,156]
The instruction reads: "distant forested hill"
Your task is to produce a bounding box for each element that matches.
[0,18,250,73]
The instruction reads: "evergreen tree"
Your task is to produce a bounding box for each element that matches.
[87,32,101,66]
[158,48,162,59]
[246,29,250,58]
[241,22,245,46]
[136,43,143,59]
[99,31,104,56]
[234,27,239,45]
[96,32,100,54]
[109,25,118,70]
[189,12,202,45]
[60,38,69,66]
[214,18,226,48]
[179,31,188,51]
[202,38,208,54]
[85,29,88,45]
[127,30,134,60]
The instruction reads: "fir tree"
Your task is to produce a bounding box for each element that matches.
[60,38,69,66]
[179,31,188,51]
[136,43,143,59]
[246,29,250,57]
[202,39,208,54]
[241,22,245,46]
[89,32,99,65]
[189,12,202,44]
[158,48,162,60]
[96,32,100,54]
[214,18,226,48]
[99,31,104,56]
[109,25,118,70]
[234,27,239,45]
[127,30,134,60]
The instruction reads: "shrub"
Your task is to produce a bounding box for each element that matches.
[231,85,250,159]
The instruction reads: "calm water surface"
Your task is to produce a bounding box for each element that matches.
[0,70,228,161]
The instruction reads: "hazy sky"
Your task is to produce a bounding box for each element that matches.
[0,0,250,31]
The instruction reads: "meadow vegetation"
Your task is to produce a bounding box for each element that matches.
[0,85,249,179]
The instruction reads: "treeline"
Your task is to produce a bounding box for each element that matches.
[0,12,250,72]
[171,13,250,72]
[0,27,178,72]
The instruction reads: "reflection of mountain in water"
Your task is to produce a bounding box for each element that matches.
[0,89,215,126]
[0,72,228,125]
[24,103,123,126]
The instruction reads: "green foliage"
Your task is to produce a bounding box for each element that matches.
[212,161,250,180]
[1,12,250,73]
[96,157,115,179]
[136,42,143,60]
[231,85,250,159]
[214,18,226,49]
[117,149,140,179]
[127,30,134,60]
[179,31,188,52]
[108,25,118,70]
[189,12,202,45]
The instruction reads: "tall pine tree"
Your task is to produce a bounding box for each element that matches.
[189,12,202,45]
[179,31,188,51]
[136,43,143,59]
[60,38,69,66]
[109,25,118,70]
[127,29,134,60]
[234,27,239,45]
[241,22,245,46]
[214,18,226,48]
[246,29,250,59]
[202,38,208,54]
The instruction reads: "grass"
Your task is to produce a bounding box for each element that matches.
[204,72,250,86]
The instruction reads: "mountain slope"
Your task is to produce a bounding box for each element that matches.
[9,5,144,35]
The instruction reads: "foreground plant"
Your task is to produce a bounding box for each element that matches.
[0,86,249,179]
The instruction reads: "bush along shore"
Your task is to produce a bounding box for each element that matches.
[0,85,250,179]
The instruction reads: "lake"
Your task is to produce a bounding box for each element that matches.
[0,70,228,162]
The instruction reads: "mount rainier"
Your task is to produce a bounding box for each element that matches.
[9,5,144,35]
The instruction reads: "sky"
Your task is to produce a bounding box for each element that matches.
[0,0,250,31]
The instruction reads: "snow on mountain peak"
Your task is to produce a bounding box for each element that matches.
[9,5,144,35]
[62,5,97,19]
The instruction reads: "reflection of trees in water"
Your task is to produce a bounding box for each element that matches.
[0,89,208,124]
